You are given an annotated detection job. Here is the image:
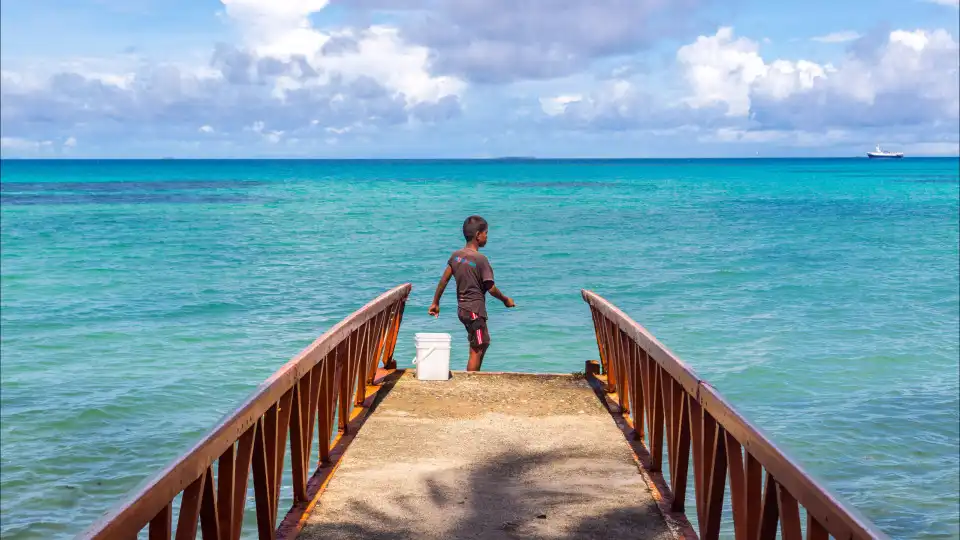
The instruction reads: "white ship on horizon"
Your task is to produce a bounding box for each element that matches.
[867,145,904,159]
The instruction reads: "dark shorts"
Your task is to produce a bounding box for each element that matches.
[458,310,490,349]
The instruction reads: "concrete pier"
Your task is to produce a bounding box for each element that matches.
[299,371,676,540]
[77,286,886,540]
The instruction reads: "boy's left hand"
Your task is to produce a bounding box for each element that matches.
[503,297,516,308]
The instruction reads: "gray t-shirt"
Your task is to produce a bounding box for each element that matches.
[448,248,494,318]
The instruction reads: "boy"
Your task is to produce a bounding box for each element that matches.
[428,215,515,371]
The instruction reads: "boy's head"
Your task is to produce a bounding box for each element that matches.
[462,215,488,247]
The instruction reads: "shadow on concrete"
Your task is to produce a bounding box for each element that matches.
[302,446,672,540]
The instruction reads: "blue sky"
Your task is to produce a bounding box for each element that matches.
[1,0,958,158]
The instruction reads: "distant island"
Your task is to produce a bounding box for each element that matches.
[490,156,537,161]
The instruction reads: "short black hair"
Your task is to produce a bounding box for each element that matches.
[463,215,488,241]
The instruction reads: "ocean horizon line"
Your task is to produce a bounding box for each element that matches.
[2,155,958,162]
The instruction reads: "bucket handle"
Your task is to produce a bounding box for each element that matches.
[413,347,436,365]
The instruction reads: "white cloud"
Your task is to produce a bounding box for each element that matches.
[676,27,776,116]
[826,29,959,106]
[1,137,36,150]
[542,80,632,117]
[1,2,957,156]
[218,0,465,107]
[0,137,54,153]
[248,120,283,143]
[317,27,466,105]
[701,128,851,146]
[1,0,468,152]
[539,94,583,116]
[325,125,356,135]
[539,25,958,150]
[812,31,862,43]
[538,78,719,132]
[890,29,931,51]
[709,128,787,143]
[754,59,832,100]
[221,0,330,57]
[678,27,959,120]
[0,136,78,154]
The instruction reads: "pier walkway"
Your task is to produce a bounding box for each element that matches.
[78,284,888,540]
[299,371,677,540]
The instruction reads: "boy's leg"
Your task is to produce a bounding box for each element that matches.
[460,311,490,372]
[466,345,487,371]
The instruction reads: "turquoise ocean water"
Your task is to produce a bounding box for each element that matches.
[1,158,958,538]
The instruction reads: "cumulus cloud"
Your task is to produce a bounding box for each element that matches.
[539,78,731,132]
[0,137,57,155]
[676,27,772,116]
[0,137,48,151]
[539,95,583,116]
[216,0,464,105]
[812,31,862,43]
[221,0,332,57]
[676,27,836,117]
[1,1,957,156]
[0,0,465,151]
[338,0,702,83]
[539,26,959,149]
[678,27,959,127]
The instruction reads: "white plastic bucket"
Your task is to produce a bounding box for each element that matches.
[413,333,451,381]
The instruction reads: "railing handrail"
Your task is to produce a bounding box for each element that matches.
[79,283,411,539]
[582,289,887,540]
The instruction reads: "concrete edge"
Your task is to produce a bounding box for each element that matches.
[276,369,404,540]
[583,360,698,540]
[448,370,585,378]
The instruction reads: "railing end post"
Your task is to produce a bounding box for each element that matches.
[584,360,601,376]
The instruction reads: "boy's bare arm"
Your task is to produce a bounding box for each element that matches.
[488,284,516,308]
[428,266,453,317]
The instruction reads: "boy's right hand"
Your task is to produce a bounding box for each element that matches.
[503,297,516,308]
[428,303,440,317]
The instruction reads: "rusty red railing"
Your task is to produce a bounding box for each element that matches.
[78,284,411,540]
[583,289,887,540]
